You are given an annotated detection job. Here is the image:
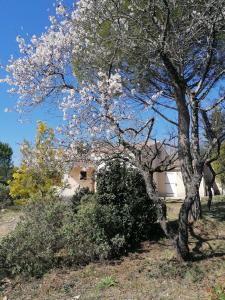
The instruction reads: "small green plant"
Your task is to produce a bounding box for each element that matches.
[96,276,117,290]
[211,283,225,300]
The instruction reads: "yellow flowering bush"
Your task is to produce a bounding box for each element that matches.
[9,121,63,202]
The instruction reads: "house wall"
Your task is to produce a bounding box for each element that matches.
[63,166,207,199]
[70,166,95,191]
[176,171,205,198]
[61,165,95,198]
[156,172,166,196]
[156,171,206,198]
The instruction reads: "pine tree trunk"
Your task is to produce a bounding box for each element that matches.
[188,189,202,222]
[176,202,190,260]
[176,182,201,260]
[142,170,201,261]
[142,171,173,240]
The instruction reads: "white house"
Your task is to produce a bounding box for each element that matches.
[62,157,209,199]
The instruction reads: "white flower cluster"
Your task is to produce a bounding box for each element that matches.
[56,3,67,16]
[2,0,161,160]
[3,7,75,112]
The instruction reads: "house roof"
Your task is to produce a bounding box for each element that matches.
[70,140,179,172]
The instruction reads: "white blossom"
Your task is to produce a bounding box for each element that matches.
[1,0,170,161]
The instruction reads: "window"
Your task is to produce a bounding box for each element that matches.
[80,170,87,180]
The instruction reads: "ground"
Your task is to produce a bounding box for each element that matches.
[0,197,225,300]
[0,208,22,238]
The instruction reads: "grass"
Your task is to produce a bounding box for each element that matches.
[0,197,225,299]
[96,276,118,290]
[211,283,225,300]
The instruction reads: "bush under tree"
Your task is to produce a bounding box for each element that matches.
[95,159,157,245]
[0,160,157,278]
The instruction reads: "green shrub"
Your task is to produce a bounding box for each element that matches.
[0,183,13,208]
[0,197,68,277]
[0,160,157,278]
[95,159,157,245]
[63,200,112,263]
[71,186,93,211]
[64,160,157,261]
[0,196,118,278]
[63,197,128,260]
[211,283,225,300]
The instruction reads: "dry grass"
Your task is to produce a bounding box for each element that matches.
[0,197,225,300]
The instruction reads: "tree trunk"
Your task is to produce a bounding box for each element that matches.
[176,92,202,222]
[141,169,204,261]
[176,180,201,260]
[188,190,202,222]
[176,201,190,260]
[142,170,174,240]
[204,163,217,210]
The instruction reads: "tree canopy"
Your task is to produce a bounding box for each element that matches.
[9,121,63,201]
[0,142,13,184]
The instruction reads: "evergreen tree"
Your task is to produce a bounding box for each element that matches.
[0,142,13,184]
[96,159,157,244]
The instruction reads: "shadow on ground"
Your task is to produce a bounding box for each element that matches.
[202,200,225,222]
[164,197,225,262]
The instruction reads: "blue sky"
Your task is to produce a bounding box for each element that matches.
[0,0,172,166]
[0,0,73,165]
[1,1,219,166]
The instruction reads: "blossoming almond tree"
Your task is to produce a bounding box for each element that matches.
[1,0,225,260]
[1,3,179,255]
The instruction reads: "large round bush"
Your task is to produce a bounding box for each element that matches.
[95,159,157,245]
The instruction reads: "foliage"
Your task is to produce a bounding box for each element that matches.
[0,196,119,277]
[0,197,67,277]
[96,276,118,290]
[0,142,13,184]
[9,121,63,201]
[211,283,225,300]
[70,0,225,95]
[96,159,157,245]
[63,160,157,261]
[213,142,225,189]
[65,160,157,261]
[0,183,12,208]
[71,187,93,211]
[0,160,157,278]
[62,200,112,263]
[0,183,9,200]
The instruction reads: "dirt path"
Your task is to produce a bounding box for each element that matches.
[0,209,22,238]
